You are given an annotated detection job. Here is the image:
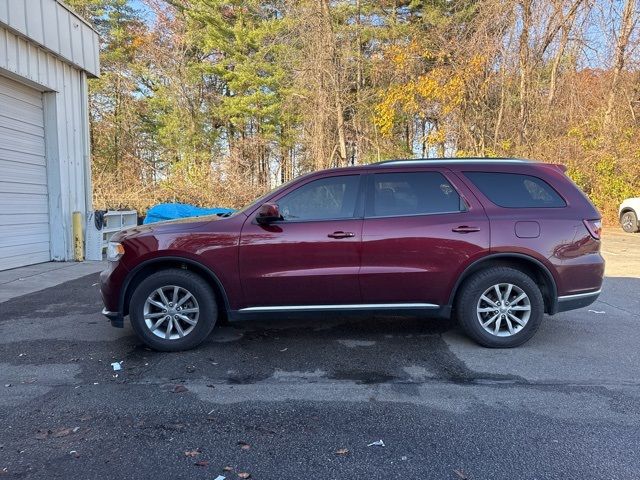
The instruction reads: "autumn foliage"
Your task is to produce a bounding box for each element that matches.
[68,0,640,222]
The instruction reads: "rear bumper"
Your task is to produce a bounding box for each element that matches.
[556,289,601,313]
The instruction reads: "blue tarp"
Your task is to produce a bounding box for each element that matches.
[143,203,235,224]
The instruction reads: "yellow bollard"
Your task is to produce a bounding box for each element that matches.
[72,211,84,261]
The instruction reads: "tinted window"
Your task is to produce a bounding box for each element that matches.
[464,172,566,208]
[277,175,360,221]
[368,172,463,217]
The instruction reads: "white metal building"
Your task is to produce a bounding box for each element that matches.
[0,0,99,270]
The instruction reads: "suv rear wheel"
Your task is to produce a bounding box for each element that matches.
[456,267,544,348]
[129,269,217,351]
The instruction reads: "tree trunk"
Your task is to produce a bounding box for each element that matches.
[603,0,637,131]
[493,66,506,149]
[354,0,362,165]
[547,29,568,106]
[548,8,578,105]
[320,0,347,167]
[336,96,348,167]
[517,0,532,146]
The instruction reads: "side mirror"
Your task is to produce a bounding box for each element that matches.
[256,203,282,224]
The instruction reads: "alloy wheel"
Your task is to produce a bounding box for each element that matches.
[622,213,635,232]
[476,283,531,337]
[143,285,200,340]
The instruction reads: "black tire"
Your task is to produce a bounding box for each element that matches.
[455,267,544,348]
[129,269,217,351]
[620,210,639,233]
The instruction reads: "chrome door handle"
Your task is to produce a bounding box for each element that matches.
[452,226,480,233]
[328,231,356,239]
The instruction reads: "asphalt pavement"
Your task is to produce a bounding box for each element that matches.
[1,230,639,479]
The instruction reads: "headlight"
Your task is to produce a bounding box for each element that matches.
[107,242,125,262]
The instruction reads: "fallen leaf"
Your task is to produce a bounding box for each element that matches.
[453,469,468,479]
[173,385,188,393]
[223,466,234,471]
[237,473,251,479]
[52,428,72,438]
[335,448,349,455]
[184,449,201,457]
[237,441,250,450]
[194,460,209,467]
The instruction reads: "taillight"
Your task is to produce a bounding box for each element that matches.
[583,219,602,239]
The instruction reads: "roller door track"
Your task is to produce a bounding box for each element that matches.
[0,74,50,271]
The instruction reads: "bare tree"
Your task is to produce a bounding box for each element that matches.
[603,0,638,130]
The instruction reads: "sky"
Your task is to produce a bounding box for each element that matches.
[128,0,155,24]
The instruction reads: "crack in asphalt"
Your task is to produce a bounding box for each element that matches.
[592,298,640,318]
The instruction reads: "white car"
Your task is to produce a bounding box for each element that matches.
[619,198,640,233]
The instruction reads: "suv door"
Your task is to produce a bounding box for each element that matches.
[239,174,363,309]
[359,168,490,307]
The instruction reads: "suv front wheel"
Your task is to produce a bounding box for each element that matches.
[456,267,544,348]
[129,269,218,351]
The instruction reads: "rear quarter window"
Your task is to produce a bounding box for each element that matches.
[464,172,566,208]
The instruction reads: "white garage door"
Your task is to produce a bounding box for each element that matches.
[0,74,50,271]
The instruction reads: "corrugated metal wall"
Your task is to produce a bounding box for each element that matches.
[0,0,99,77]
[0,0,99,262]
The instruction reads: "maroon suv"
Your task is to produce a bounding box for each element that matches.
[100,158,604,351]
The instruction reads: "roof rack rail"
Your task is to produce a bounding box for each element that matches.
[374,157,533,166]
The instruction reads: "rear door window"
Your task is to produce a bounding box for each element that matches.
[367,172,464,218]
[464,172,566,208]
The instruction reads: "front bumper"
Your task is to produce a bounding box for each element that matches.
[100,260,129,328]
[102,307,124,328]
[556,289,601,313]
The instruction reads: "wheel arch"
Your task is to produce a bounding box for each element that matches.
[620,207,637,221]
[448,253,558,315]
[119,256,230,319]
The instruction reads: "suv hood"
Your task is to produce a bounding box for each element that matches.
[112,214,233,241]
